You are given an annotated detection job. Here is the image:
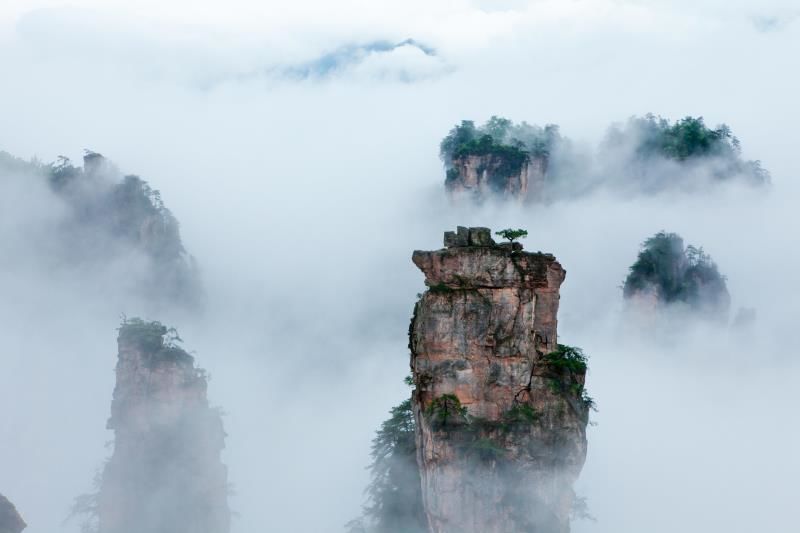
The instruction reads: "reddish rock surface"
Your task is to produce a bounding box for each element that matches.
[445,154,547,202]
[0,494,25,533]
[96,320,229,533]
[409,228,588,533]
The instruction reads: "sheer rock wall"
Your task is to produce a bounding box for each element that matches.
[409,227,588,533]
[96,321,229,533]
[445,155,547,202]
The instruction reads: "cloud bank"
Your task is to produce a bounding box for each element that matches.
[0,1,799,532]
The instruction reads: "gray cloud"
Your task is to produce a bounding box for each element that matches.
[751,13,799,32]
[1,1,799,532]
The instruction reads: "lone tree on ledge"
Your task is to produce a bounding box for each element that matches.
[495,228,528,244]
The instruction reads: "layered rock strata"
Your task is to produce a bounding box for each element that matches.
[409,227,588,533]
[96,320,229,533]
[445,154,547,202]
[0,494,25,533]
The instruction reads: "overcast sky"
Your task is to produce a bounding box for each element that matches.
[1,2,798,533]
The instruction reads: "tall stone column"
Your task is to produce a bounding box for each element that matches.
[96,319,230,533]
[409,227,589,533]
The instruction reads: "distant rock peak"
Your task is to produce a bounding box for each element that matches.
[0,494,26,533]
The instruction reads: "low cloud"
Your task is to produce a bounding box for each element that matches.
[1,1,799,532]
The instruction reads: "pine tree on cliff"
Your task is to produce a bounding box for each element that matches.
[347,388,426,533]
[365,398,426,532]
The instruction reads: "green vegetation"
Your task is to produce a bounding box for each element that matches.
[629,115,740,161]
[437,113,769,199]
[439,117,562,191]
[118,317,193,366]
[353,380,548,530]
[363,398,427,532]
[441,117,561,164]
[544,344,594,412]
[467,437,507,462]
[445,167,460,183]
[502,403,539,424]
[605,114,770,185]
[544,344,588,374]
[623,231,730,315]
[458,403,542,435]
[495,228,528,244]
[350,378,427,533]
[427,397,544,463]
[109,174,184,259]
[49,155,83,190]
[425,394,468,429]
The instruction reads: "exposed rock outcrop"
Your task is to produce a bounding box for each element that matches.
[0,494,25,533]
[95,319,229,533]
[409,227,589,533]
[445,154,547,202]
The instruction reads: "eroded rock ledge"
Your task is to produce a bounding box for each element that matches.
[409,227,588,533]
[414,226,562,291]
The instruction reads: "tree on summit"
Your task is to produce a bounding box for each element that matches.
[495,228,528,244]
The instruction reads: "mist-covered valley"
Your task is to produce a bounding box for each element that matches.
[1,1,799,532]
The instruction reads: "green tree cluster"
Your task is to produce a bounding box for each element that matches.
[605,114,770,184]
[439,117,563,190]
[440,117,562,162]
[118,317,193,366]
[544,344,588,374]
[348,379,426,533]
[543,345,594,412]
[622,231,730,315]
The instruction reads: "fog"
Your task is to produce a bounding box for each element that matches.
[1,1,798,532]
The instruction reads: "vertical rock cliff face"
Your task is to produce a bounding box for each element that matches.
[445,154,547,202]
[0,494,25,533]
[409,227,589,533]
[96,320,229,533]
